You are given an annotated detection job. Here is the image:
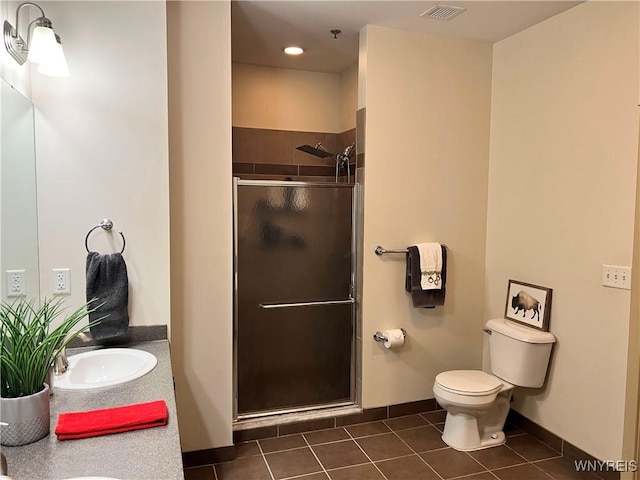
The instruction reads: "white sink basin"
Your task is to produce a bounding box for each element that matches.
[53,348,157,390]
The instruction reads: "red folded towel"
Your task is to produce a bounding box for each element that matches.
[55,400,168,440]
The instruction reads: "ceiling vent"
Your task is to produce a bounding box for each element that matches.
[420,4,466,21]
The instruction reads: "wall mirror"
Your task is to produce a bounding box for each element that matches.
[0,77,40,301]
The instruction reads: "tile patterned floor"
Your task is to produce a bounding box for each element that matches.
[184,411,605,480]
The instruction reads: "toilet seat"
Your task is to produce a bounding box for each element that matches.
[435,370,502,396]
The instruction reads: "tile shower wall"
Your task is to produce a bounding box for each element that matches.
[232,127,356,183]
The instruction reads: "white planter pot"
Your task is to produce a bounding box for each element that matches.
[0,384,50,446]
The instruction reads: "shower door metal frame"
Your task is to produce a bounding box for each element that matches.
[232,178,358,422]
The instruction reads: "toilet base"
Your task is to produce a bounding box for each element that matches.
[441,412,506,451]
[438,388,513,452]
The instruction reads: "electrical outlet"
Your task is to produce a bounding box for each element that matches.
[5,270,26,297]
[52,268,71,294]
[602,265,632,290]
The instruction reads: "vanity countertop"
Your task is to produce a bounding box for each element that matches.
[2,340,184,480]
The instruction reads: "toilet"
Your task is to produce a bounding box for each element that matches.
[433,318,555,451]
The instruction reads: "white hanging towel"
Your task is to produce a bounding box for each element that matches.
[416,242,442,290]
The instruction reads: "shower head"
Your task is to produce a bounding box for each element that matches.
[296,144,335,159]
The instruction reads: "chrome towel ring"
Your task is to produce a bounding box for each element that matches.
[85,218,126,254]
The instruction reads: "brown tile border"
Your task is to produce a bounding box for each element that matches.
[335,406,388,426]
[389,399,438,418]
[233,425,278,443]
[254,163,298,176]
[183,445,235,468]
[507,410,621,480]
[279,417,336,436]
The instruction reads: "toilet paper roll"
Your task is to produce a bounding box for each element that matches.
[383,329,405,349]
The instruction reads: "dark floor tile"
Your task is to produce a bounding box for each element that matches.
[395,425,447,453]
[259,433,307,453]
[536,457,601,480]
[469,445,528,469]
[459,474,498,480]
[327,464,385,480]
[420,410,447,424]
[432,423,444,433]
[235,440,262,458]
[312,440,370,470]
[304,428,350,445]
[345,421,391,438]
[296,473,330,480]
[504,423,525,437]
[493,463,553,480]
[355,433,413,461]
[507,434,561,461]
[215,455,272,480]
[184,466,216,480]
[265,447,323,480]
[375,455,440,480]
[384,414,428,431]
[420,448,486,479]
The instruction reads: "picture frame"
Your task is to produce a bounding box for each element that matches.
[504,280,552,331]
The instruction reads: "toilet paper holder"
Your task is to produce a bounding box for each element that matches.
[373,328,407,343]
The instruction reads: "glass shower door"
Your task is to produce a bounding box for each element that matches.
[234,180,355,418]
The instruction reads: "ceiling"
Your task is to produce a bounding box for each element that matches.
[231,1,582,74]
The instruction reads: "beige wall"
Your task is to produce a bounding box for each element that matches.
[232,62,356,132]
[487,1,640,461]
[168,1,233,451]
[359,25,493,408]
[32,1,170,330]
[340,63,358,132]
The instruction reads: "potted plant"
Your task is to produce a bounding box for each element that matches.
[0,297,98,446]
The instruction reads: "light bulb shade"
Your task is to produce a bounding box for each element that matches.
[28,25,57,64]
[37,40,69,77]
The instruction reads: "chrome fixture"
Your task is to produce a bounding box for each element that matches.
[3,2,69,76]
[296,142,356,183]
[373,328,407,343]
[53,331,91,375]
[85,218,127,254]
[336,143,355,183]
[296,142,334,159]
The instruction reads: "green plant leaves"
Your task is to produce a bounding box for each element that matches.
[0,297,103,397]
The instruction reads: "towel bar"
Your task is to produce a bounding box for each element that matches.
[85,218,126,254]
[374,244,447,256]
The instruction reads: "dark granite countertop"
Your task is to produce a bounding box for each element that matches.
[2,340,184,480]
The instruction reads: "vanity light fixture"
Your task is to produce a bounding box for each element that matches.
[283,46,305,56]
[3,2,70,77]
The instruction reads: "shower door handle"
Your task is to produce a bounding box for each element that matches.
[259,298,355,309]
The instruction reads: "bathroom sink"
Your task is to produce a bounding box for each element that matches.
[54,348,157,390]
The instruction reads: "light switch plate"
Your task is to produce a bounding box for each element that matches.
[602,265,631,290]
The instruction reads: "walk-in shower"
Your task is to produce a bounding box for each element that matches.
[296,142,355,183]
[233,179,356,420]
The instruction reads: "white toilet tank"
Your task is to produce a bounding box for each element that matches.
[486,318,556,388]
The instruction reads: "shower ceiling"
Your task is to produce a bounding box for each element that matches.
[231,1,583,74]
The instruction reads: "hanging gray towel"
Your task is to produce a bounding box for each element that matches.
[86,252,129,341]
[405,245,447,308]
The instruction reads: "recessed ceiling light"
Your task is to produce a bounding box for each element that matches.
[283,46,305,56]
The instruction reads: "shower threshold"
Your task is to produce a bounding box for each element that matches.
[234,402,360,431]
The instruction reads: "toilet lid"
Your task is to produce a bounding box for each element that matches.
[435,370,502,396]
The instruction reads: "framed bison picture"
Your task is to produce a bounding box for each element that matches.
[504,280,552,331]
